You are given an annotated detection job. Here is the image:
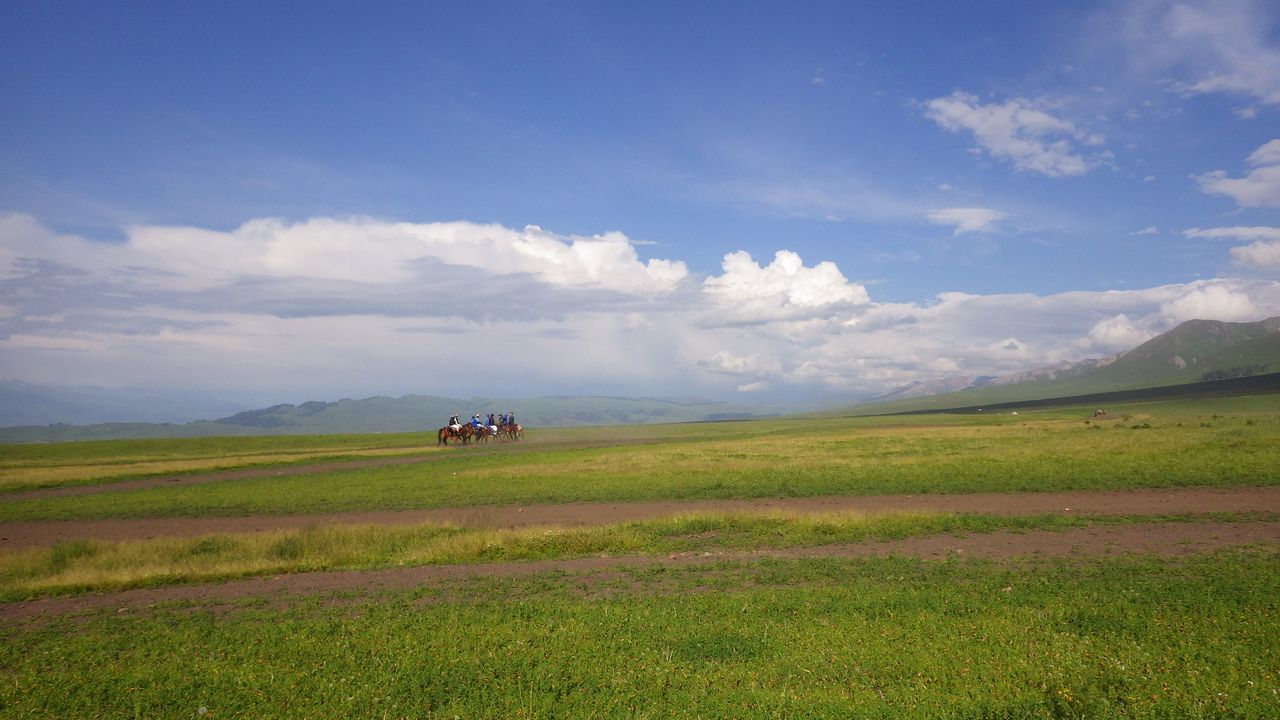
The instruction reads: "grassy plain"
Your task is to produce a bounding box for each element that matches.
[2,394,1278,717]
[0,432,441,492]
[2,550,1276,718]
[2,510,1212,599]
[1,396,1276,522]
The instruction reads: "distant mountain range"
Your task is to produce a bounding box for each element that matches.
[0,394,788,443]
[2,316,1276,443]
[858,316,1280,414]
[0,380,251,428]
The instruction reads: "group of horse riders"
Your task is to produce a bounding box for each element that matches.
[438,411,522,445]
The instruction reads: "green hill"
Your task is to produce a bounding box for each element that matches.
[840,316,1280,415]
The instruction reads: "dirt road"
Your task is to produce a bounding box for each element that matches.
[3,485,1278,549]
[3,519,1275,623]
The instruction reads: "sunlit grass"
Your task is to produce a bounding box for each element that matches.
[0,509,1240,598]
[2,407,1276,522]
[2,549,1276,718]
[0,445,449,492]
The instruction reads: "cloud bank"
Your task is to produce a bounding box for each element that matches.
[2,213,1279,404]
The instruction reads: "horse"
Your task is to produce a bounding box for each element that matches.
[456,424,474,445]
[437,426,452,446]
[507,423,523,440]
[474,425,493,443]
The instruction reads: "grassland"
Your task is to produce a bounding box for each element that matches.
[2,550,1276,718]
[1,394,1277,717]
[7,509,1232,599]
[0,431,442,492]
[2,397,1278,523]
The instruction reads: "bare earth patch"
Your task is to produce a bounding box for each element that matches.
[2,520,1276,623]
[2,485,1279,549]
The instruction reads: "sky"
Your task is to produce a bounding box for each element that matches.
[2,0,1280,409]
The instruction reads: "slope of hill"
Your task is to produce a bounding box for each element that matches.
[848,316,1279,415]
[1086,317,1280,388]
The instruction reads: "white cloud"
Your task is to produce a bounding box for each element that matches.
[1195,139,1280,207]
[1104,1,1280,107]
[927,208,1006,235]
[1183,225,1280,269]
[4,214,1280,404]
[924,91,1100,177]
[1160,282,1258,322]
[6,215,689,295]
[701,351,782,377]
[1232,241,1280,267]
[1088,314,1156,350]
[701,250,870,323]
[1183,226,1280,242]
[1131,226,1159,236]
[1163,0,1280,105]
[1248,139,1280,165]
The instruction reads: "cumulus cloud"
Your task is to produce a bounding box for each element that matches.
[927,207,1006,235]
[1088,314,1157,350]
[924,91,1101,176]
[1231,241,1280,267]
[1195,140,1280,208]
[1160,282,1258,322]
[701,250,870,324]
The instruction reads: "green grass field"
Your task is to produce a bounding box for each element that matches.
[2,550,1276,718]
[1,394,1278,717]
[2,397,1277,522]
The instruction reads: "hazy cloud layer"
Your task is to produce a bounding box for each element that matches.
[927,208,1007,235]
[2,214,1279,404]
[1157,0,1280,105]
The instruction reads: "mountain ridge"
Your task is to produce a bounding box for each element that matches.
[856,316,1279,414]
[0,394,792,443]
[3,315,1276,442]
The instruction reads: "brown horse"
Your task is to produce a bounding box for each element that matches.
[474,425,494,443]
[457,424,474,444]
[506,423,523,440]
[437,427,451,446]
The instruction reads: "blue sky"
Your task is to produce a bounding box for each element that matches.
[2,0,1279,410]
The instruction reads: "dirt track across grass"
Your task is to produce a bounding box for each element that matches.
[0,453,450,502]
[2,485,1279,549]
[3,519,1276,623]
